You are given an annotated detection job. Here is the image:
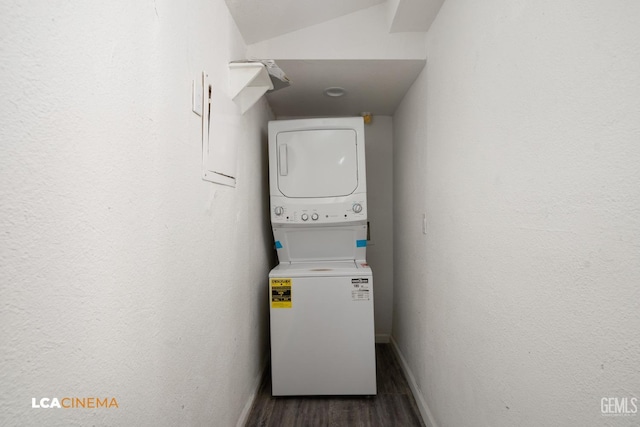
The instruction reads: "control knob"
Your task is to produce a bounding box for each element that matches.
[301,213,309,221]
[352,203,363,213]
[274,206,284,216]
[311,213,319,221]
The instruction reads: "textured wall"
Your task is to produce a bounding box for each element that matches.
[393,1,640,426]
[0,1,273,426]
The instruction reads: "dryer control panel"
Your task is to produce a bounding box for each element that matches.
[271,199,367,225]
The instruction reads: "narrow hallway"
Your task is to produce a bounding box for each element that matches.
[2,1,639,426]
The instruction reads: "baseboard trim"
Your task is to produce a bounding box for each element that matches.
[235,353,269,427]
[389,336,438,427]
[375,333,390,343]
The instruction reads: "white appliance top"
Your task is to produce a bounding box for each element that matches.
[269,260,371,277]
[272,223,368,264]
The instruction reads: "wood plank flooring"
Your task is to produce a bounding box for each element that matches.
[244,344,425,427]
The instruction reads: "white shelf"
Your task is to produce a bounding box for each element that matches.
[229,62,273,114]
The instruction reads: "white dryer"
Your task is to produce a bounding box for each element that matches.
[269,118,368,263]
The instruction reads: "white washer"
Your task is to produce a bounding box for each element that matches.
[269,261,376,396]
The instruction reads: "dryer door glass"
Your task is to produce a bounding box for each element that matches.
[276,129,358,198]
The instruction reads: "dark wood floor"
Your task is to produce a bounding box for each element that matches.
[244,344,425,427]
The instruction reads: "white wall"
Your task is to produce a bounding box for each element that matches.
[247,3,426,60]
[0,1,273,426]
[364,117,394,339]
[393,1,640,426]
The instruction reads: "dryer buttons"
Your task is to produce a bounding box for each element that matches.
[274,206,284,216]
[352,203,363,213]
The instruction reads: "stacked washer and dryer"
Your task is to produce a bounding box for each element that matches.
[267,117,377,396]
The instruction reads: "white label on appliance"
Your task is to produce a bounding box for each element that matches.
[352,280,370,301]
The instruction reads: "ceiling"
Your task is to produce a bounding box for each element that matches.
[265,60,426,117]
[225,0,443,117]
[224,0,386,44]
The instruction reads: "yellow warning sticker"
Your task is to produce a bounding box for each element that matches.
[270,278,292,308]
